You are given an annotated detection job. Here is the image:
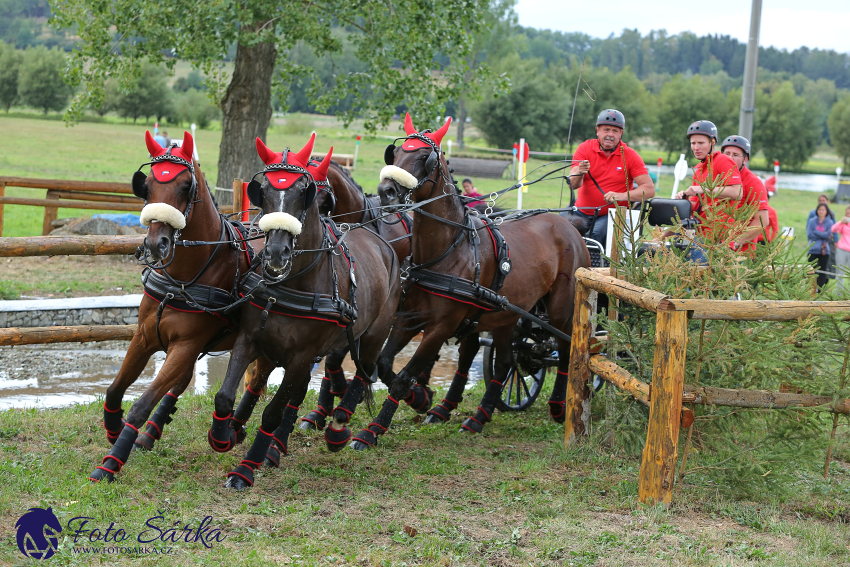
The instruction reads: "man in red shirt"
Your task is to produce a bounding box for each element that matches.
[569,109,655,246]
[675,120,743,237]
[720,135,770,250]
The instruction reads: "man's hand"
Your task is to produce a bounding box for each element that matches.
[577,160,590,175]
[603,191,622,204]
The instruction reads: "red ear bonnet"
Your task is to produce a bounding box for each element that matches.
[400,113,452,151]
[256,133,317,189]
[308,147,334,183]
[147,130,195,183]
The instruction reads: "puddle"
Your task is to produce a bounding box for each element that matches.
[0,336,483,410]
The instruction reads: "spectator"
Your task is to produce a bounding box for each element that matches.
[831,205,850,293]
[808,194,838,279]
[807,203,835,292]
[461,178,484,208]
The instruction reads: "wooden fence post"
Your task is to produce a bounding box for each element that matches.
[639,310,688,505]
[0,180,5,236]
[233,178,243,217]
[42,190,60,235]
[565,281,595,448]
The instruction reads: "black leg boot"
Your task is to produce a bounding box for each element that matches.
[264,405,300,468]
[300,369,339,431]
[89,423,139,482]
[225,428,274,489]
[547,370,569,424]
[134,393,178,451]
[425,371,468,424]
[231,386,262,444]
[103,402,125,445]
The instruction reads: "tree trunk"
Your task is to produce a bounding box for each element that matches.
[217,36,277,190]
[456,97,467,149]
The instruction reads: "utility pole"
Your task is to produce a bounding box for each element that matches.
[739,0,762,141]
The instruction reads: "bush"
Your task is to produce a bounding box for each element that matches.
[17,45,73,114]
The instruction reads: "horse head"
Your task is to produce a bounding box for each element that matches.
[250,134,330,277]
[133,130,198,263]
[378,113,450,210]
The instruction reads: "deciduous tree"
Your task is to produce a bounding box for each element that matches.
[17,45,73,114]
[652,75,726,161]
[828,96,850,169]
[53,0,490,187]
[0,43,22,112]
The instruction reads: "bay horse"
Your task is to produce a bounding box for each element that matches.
[297,162,439,432]
[347,114,589,449]
[209,135,400,489]
[89,131,269,482]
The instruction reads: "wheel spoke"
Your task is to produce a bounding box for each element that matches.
[504,371,514,404]
[520,373,532,399]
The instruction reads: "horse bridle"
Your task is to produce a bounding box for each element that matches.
[132,146,202,269]
[384,132,451,202]
[245,150,321,283]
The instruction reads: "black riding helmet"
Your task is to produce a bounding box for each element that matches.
[720,135,751,157]
[686,120,718,142]
[597,109,625,129]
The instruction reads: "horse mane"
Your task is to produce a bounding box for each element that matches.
[332,161,374,197]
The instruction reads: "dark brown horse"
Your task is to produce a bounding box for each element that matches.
[346,114,589,449]
[210,135,400,489]
[89,131,268,482]
[296,162,441,432]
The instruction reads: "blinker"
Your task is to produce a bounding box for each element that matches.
[247,179,263,208]
[384,144,396,166]
[132,170,148,200]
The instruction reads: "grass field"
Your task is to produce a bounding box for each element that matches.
[0,382,848,566]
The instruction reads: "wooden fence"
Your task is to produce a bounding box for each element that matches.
[0,176,239,236]
[566,268,850,505]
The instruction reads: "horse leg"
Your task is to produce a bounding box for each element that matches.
[264,378,312,468]
[424,333,479,424]
[226,363,311,489]
[461,328,513,434]
[350,329,450,451]
[231,357,275,443]
[133,375,188,451]
[209,333,260,453]
[324,361,373,452]
[544,305,575,424]
[89,340,205,482]
[300,348,348,431]
[103,333,157,445]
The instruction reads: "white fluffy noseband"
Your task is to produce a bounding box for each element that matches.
[140,203,186,230]
[258,212,303,235]
[380,165,417,189]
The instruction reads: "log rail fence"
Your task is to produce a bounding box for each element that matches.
[0,178,249,348]
[566,268,850,505]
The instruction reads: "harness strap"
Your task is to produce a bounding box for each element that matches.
[155,293,174,350]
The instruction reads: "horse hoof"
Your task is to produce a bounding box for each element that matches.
[460,416,484,434]
[133,432,156,451]
[424,404,452,424]
[88,467,115,483]
[350,440,371,452]
[324,424,351,453]
[264,444,282,468]
[299,413,325,431]
[225,475,251,490]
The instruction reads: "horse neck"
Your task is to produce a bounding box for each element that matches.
[164,165,224,281]
[411,173,466,266]
[332,172,367,224]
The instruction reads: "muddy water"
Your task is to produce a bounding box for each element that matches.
[0,336,484,410]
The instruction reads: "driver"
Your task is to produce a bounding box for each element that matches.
[720,135,770,251]
[570,109,655,246]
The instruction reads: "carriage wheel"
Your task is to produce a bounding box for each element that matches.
[482,334,554,412]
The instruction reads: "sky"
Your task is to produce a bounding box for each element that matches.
[515,0,850,53]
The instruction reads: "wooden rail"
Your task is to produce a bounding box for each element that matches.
[0,235,145,257]
[0,325,137,346]
[568,267,850,506]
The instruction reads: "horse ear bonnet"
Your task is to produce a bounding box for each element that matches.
[384,144,396,166]
[132,171,148,200]
[246,179,263,208]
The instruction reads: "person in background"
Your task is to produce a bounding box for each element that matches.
[808,194,837,279]
[831,205,850,293]
[460,178,484,208]
[720,135,769,251]
[807,203,835,292]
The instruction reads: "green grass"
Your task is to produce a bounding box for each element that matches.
[0,380,848,566]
